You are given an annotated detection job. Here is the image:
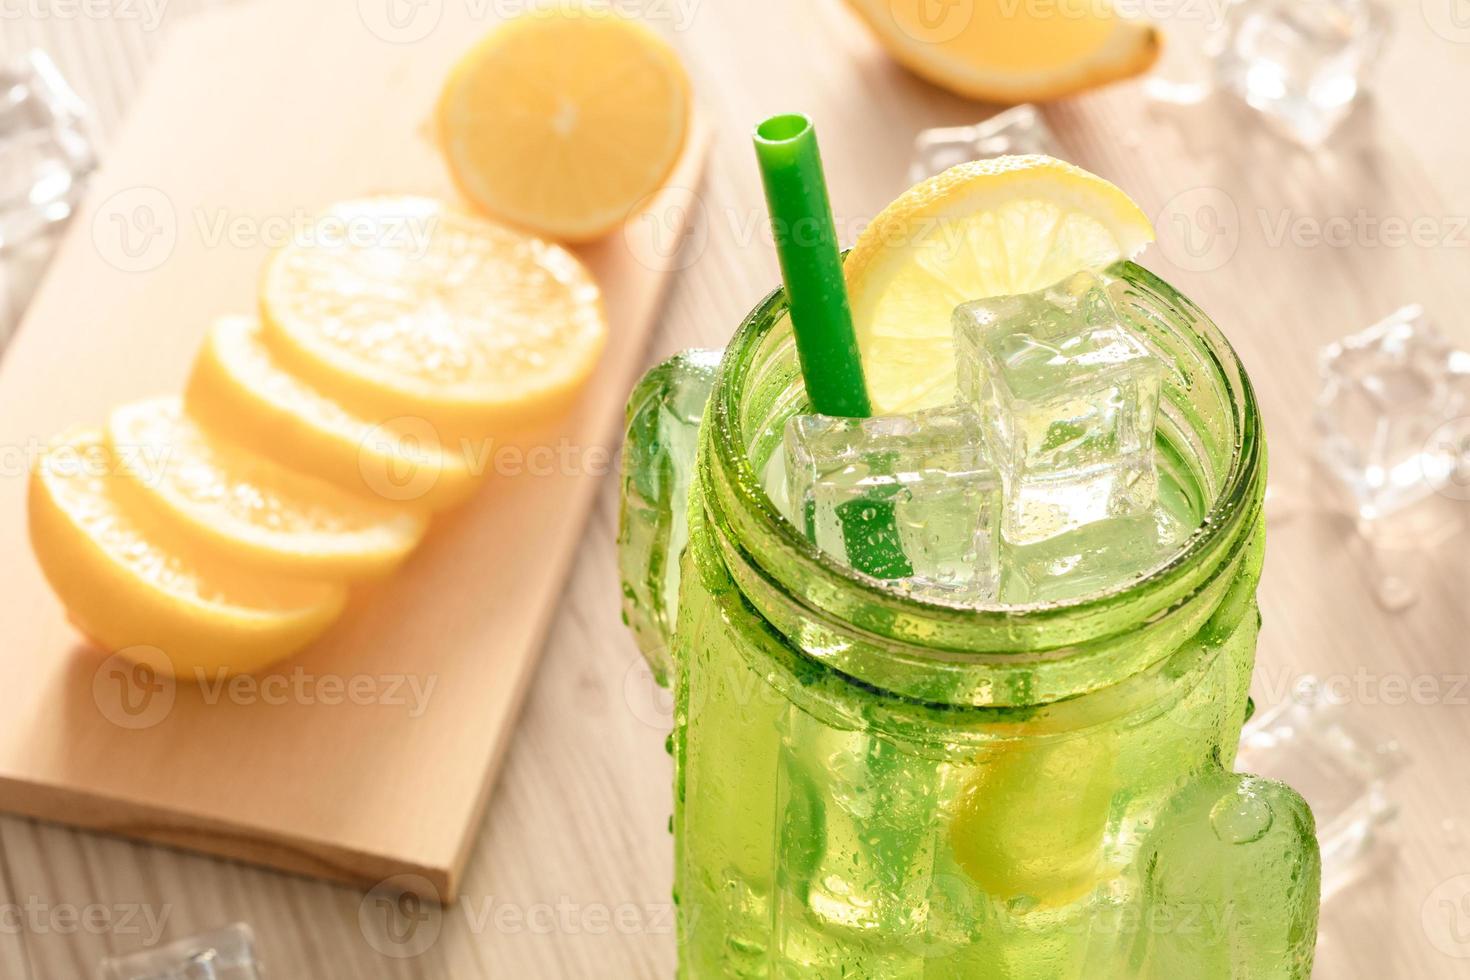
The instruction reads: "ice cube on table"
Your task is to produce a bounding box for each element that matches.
[1315,305,1470,521]
[1215,0,1390,147]
[954,270,1164,546]
[783,407,1001,603]
[1237,677,1407,900]
[99,923,261,979]
[906,105,1059,184]
[0,50,95,249]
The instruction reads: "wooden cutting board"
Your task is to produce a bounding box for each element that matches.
[0,0,707,901]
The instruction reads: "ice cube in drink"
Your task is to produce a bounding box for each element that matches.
[782,406,1002,603]
[1002,509,1194,605]
[954,270,1164,546]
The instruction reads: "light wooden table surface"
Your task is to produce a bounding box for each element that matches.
[3,2,1470,977]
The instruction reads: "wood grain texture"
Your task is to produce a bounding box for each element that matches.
[2,1,1469,978]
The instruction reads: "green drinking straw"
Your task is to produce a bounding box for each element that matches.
[754,114,912,579]
[752,114,873,420]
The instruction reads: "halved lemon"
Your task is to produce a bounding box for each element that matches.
[186,316,481,512]
[437,6,691,241]
[29,430,347,677]
[107,397,428,580]
[844,0,1160,102]
[259,196,607,437]
[845,155,1155,413]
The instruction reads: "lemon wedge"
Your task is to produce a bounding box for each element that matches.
[844,0,1160,102]
[108,397,428,581]
[259,196,607,437]
[950,733,1117,906]
[437,7,691,241]
[29,430,347,677]
[186,316,481,511]
[845,155,1155,413]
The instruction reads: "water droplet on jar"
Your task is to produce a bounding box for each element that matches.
[1210,789,1273,844]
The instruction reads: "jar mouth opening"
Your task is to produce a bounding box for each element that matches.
[705,261,1264,647]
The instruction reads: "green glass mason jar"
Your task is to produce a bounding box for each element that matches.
[619,262,1320,978]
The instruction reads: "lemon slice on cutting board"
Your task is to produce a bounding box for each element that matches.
[845,155,1155,414]
[844,0,1161,102]
[108,396,428,581]
[258,196,607,438]
[29,430,347,677]
[186,316,482,511]
[437,6,692,241]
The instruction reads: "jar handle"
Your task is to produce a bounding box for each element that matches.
[1141,771,1321,978]
[617,349,722,685]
